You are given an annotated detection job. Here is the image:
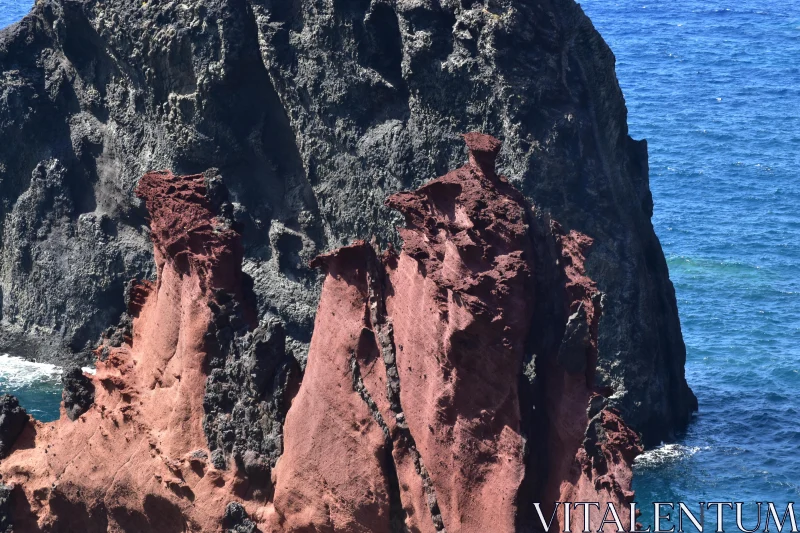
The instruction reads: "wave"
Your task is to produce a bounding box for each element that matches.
[0,353,62,388]
[634,443,705,468]
[0,354,96,388]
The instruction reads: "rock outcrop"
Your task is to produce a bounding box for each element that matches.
[0,484,12,533]
[0,395,27,459]
[0,134,645,532]
[60,364,96,421]
[0,171,256,531]
[0,0,695,444]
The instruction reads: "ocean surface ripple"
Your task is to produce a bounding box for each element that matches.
[1,0,799,521]
[0,0,30,29]
[581,0,800,523]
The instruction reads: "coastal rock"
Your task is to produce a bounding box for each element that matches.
[61,364,95,421]
[0,171,267,531]
[0,394,27,459]
[381,132,535,532]
[0,0,695,443]
[0,484,12,533]
[0,138,643,531]
[269,134,642,532]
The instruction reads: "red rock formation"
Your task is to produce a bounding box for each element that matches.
[0,171,254,532]
[266,242,396,532]
[540,226,643,532]
[268,133,642,533]
[382,132,535,532]
[0,135,641,533]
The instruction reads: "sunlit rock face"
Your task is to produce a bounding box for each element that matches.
[269,134,643,533]
[0,136,644,532]
[0,0,695,452]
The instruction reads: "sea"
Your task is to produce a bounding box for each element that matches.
[2,0,799,528]
[580,0,800,527]
[0,0,26,29]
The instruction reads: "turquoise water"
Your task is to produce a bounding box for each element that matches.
[580,0,800,525]
[0,354,62,422]
[2,0,800,525]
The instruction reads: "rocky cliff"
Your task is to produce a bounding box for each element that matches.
[0,0,693,443]
[0,135,645,532]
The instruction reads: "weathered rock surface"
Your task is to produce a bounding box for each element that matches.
[0,395,27,459]
[60,363,95,420]
[0,171,264,531]
[0,484,12,533]
[268,134,644,532]
[0,138,645,531]
[0,0,695,443]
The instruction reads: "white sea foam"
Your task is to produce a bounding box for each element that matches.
[0,353,62,388]
[634,443,705,468]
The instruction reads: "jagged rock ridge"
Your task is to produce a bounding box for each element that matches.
[0,0,695,444]
[2,134,644,532]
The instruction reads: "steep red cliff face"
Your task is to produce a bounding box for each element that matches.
[266,243,396,532]
[0,172,253,531]
[382,133,534,532]
[538,227,643,532]
[268,133,642,532]
[0,135,641,533]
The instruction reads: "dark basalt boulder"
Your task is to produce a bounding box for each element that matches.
[61,364,95,421]
[223,502,259,533]
[0,395,27,459]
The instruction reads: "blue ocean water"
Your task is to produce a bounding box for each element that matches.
[0,354,62,421]
[1,0,799,526]
[0,0,31,29]
[580,0,800,526]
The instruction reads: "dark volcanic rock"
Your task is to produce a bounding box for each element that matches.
[223,502,259,533]
[0,139,646,531]
[557,302,591,375]
[61,364,95,420]
[0,395,27,458]
[0,484,11,533]
[203,300,301,480]
[0,0,695,442]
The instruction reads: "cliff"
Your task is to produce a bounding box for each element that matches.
[0,134,644,532]
[0,0,695,444]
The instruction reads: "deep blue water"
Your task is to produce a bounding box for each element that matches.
[1,0,799,527]
[0,0,31,29]
[580,0,800,527]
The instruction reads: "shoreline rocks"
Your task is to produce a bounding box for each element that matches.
[0,395,27,459]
